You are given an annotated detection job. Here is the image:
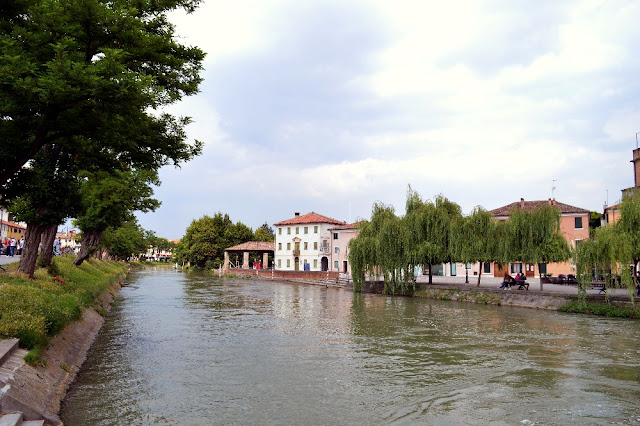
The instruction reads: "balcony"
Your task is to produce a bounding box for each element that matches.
[319,246,330,254]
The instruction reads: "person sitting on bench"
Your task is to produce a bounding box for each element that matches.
[515,273,528,290]
[499,272,514,289]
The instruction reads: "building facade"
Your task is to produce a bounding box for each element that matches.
[328,223,360,275]
[274,212,345,271]
[489,198,590,277]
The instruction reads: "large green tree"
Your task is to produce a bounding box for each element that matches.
[450,207,496,286]
[503,205,571,290]
[0,0,204,188]
[176,213,254,268]
[100,219,147,261]
[73,168,160,266]
[6,146,80,278]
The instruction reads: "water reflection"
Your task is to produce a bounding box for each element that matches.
[61,269,640,425]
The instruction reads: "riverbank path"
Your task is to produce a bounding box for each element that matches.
[414,274,636,299]
[0,255,20,267]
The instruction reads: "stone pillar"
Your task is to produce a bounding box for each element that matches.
[224,251,229,270]
[263,252,269,269]
[243,251,249,269]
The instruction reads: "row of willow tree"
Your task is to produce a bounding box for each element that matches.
[0,1,205,277]
[349,187,572,294]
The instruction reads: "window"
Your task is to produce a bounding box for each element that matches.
[575,217,583,229]
[304,226,308,234]
[333,233,338,240]
[314,226,318,233]
[314,242,318,250]
[304,259,308,266]
[287,227,291,235]
[334,260,339,269]
[287,242,291,250]
[575,239,583,248]
[278,259,282,268]
[483,262,491,274]
[313,259,318,268]
[510,263,522,274]
[296,227,299,234]
[278,228,282,235]
[278,243,282,250]
[286,259,290,267]
[304,242,308,250]
[334,247,339,254]
[450,263,457,276]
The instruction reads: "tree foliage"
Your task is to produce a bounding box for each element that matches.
[575,194,639,303]
[349,188,462,293]
[72,168,160,265]
[176,213,254,268]
[0,0,205,187]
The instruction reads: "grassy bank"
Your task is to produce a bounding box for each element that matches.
[558,301,640,318]
[0,256,127,361]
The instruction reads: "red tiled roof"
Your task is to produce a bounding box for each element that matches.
[329,222,362,231]
[604,203,620,212]
[489,199,590,216]
[225,241,275,252]
[274,212,345,226]
[0,220,26,229]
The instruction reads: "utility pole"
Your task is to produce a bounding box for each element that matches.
[552,179,557,199]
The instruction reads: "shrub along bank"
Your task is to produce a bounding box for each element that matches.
[0,256,127,362]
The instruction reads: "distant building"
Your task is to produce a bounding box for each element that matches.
[274,212,345,271]
[329,222,361,275]
[489,198,590,277]
[603,147,640,226]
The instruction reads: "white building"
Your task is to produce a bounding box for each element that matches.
[274,212,345,271]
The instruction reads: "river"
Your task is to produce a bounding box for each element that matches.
[60,268,640,425]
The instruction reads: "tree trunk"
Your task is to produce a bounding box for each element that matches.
[428,263,433,284]
[18,223,46,279]
[538,263,544,291]
[73,230,102,266]
[39,224,57,269]
[477,261,483,287]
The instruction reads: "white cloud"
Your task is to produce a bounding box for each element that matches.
[138,0,640,237]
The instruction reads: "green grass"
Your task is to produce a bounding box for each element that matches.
[558,301,640,318]
[0,256,127,363]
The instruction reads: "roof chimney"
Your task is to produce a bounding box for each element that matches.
[520,198,525,208]
[548,198,552,205]
[294,212,300,217]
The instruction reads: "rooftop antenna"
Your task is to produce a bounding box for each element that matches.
[552,179,557,198]
[606,189,609,207]
[636,131,640,149]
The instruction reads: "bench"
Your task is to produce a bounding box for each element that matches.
[505,280,528,290]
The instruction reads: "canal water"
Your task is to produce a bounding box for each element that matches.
[61,268,640,425]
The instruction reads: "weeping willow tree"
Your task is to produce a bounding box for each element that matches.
[575,193,640,304]
[575,225,632,303]
[450,207,496,286]
[506,205,570,290]
[349,202,413,294]
[404,190,461,284]
[350,188,461,293]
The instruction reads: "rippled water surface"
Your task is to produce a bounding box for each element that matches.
[61,268,640,425]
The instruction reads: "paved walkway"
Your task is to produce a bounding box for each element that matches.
[0,255,20,266]
[414,274,637,299]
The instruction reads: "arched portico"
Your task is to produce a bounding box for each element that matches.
[224,241,275,271]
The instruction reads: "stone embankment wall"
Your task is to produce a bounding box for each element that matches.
[0,276,125,425]
[228,268,339,280]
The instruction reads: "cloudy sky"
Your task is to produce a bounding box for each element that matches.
[137,0,640,239]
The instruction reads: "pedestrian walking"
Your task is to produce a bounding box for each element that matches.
[9,237,16,256]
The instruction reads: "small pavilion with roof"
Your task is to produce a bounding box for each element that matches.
[224,241,275,270]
